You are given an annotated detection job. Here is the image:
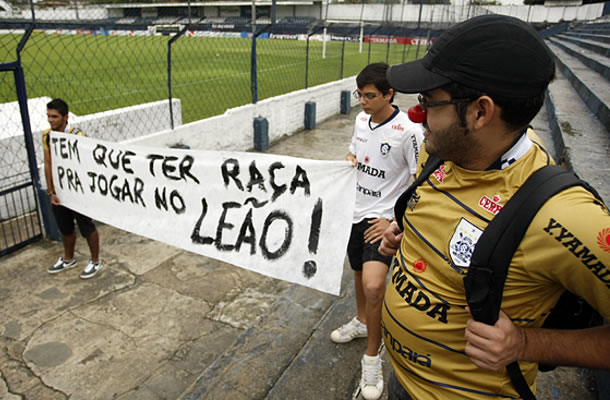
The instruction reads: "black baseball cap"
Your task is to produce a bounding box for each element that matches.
[386,14,555,98]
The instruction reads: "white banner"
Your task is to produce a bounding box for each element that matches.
[49,132,356,295]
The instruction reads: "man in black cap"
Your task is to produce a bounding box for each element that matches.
[378,14,610,400]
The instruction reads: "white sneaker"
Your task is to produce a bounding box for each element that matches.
[330,316,367,343]
[80,260,103,279]
[48,257,77,274]
[360,354,383,400]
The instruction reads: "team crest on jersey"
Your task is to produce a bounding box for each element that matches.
[597,228,610,253]
[449,218,483,268]
[380,141,392,157]
[407,192,420,211]
[433,165,447,183]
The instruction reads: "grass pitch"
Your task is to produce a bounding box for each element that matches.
[1,31,424,126]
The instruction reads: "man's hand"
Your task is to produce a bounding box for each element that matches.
[464,309,526,371]
[364,218,391,244]
[345,153,357,167]
[50,193,60,206]
[378,221,402,256]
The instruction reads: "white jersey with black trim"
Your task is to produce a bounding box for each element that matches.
[349,107,424,223]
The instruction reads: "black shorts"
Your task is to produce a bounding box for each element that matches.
[347,218,393,271]
[388,371,414,400]
[52,205,96,238]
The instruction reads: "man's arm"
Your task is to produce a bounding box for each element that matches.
[44,147,60,206]
[465,310,610,371]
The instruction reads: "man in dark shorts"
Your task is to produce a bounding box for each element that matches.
[43,98,103,279]
[330,63,423,400]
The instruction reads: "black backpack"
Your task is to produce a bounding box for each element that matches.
[394,155,604,400]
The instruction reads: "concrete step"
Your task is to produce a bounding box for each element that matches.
[178,281,349,400]
[548,36,610,83]
[570,21,610,33]
[547,40,610,132]
[562,31,610,45]
[265,281,393,400]
[545,64,610,203]
[555,33,610,57]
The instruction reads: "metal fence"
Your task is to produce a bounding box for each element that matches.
[0,1,446,255]
[1,21,44,256]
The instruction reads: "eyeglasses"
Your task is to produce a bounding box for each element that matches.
[353,90,381,101]
[417,94,474,111]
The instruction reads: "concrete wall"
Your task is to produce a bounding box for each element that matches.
[326,3,605,24]
[125,76,358,151]
[482,3,605,23]
[71,99,181,146]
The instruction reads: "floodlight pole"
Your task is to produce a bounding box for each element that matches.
[359,23,363,54]
[322,27,327,59]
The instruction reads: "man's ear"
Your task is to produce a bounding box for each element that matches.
[386,87,394,100]
[471,96,496,130]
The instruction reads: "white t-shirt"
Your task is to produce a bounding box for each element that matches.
[349,107,424,223]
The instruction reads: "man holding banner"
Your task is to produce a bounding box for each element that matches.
[330,63,423,400]
[44,98,103,279]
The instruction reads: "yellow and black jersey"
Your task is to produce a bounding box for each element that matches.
[382,129,610,399]
[42,125,85,152]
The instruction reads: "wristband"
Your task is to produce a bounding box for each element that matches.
[48,190,55,195]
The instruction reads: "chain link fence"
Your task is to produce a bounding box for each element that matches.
[1,7,436,128]
[0,0,441,255]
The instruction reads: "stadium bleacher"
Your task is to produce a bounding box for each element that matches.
[278,16,316,25]
[116,17,137,24]
[153,16,182,25]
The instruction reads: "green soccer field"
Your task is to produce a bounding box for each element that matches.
[1,31,424,124]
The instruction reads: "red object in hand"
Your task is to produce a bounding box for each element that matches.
[408,105,427,123]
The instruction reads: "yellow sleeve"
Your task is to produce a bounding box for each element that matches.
[42,128,51,152]
[523,186,610,320]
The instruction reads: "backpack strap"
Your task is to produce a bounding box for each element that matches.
[394,155,443,230]
[463,165,598,400]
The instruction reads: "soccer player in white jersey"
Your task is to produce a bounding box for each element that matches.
[330,63,423,400]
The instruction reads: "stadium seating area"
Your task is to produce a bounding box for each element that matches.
[278,16,317,25]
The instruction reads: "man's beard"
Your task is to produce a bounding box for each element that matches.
[424,121,476,166]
